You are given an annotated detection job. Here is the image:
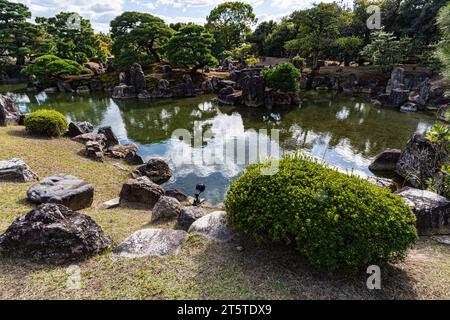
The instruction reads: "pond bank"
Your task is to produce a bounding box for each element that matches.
[0,125,449,299]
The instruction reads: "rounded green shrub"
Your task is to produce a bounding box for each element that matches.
[24,109,68,137]
[262,62,301,93]
[225,154,417,274]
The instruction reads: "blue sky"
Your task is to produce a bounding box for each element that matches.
[13,0,353,33]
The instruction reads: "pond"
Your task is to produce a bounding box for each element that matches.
[1,85,435,205]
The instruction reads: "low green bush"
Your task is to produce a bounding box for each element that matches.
[22,55,92,82]
[225,154,417,274]
[262,62,300,93]
[24,109,68,137]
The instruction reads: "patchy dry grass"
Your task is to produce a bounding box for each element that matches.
[0,126,449,300]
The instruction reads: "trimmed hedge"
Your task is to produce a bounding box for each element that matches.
[22,55,92,82]
[225,154,417,274]
[24,109,68,137]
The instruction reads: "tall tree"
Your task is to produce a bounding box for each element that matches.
[263,21,297,57]
[247,20,277,56]
[288,3,348,69]
[206,2,257,57]
[361,30,411,67]
[0,0,43,66]
[165,24,217,73]
[36,12,104,63]
[110,12,172,70]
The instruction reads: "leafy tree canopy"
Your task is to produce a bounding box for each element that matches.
[165,24,217,72]
[206,1,257,57]
[36,12,105,64]
[110,11,172,70]
[361,30,411,67]
[0,0,44,66]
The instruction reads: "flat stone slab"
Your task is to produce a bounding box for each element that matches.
[102,197,120,209]
[113,228,188,259]
[433,235,450,245]
[395,187,450,236]
[367,176,396,191]
[0,158,39,182]
[188,211,233,242]
[27,174,94,210]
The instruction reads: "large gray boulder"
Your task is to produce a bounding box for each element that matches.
[188,211,233,242]
[120,176,164,209]
[129,63,147,93]
[85,140,104,162]
[27,174,94,210]
[177,206,208,231]
[165,189,191,203]
[72,132,107,146]
[182,74,196,97]
[0,203,112,264]
[134,158,173,184]
[67,121,93,138]
[201,80,214,94]
[0,158,39,182]
[151,196,182,222]
[105,143,143,164]
[396,133,447,188]
[56,80,73,93]
[0,94,20,126]
[97,126,119,147]
[395,187,450,236]
[113,228,188,258]
[242,75,265,107]
[112,84,136,99]
[368,149,402,172]
[151,79,172,98]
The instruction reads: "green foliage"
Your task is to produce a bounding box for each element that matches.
[24,109,68,137]
[22,55,92,81]
[262,63,300,93]
[35,12,105,64]
[334,36,364,66]
[165,24,217,72]
[110,12,172,70]
[436,2,450,80]
[223,43,255,64]
[361,30,412,67]
[247,20,277,56]
[263,22,297,58]
[206,2,257,56]
[286,3,350,68]
[0,0,44,66]
[426,123,450,198]
[426,123,450,144]
[225,154,417,274]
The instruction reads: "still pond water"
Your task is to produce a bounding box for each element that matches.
[1,85,435,205]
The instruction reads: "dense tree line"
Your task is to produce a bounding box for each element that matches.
[0,0,449,76]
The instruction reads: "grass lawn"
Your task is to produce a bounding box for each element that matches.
[0,126,449,300]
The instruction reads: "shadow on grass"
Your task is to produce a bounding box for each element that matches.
[6,128,56,141]
[189,233,419,300]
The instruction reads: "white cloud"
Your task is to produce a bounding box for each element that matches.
[12,0,125,33]
[270,0,352,10]
[154,13,206,25]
